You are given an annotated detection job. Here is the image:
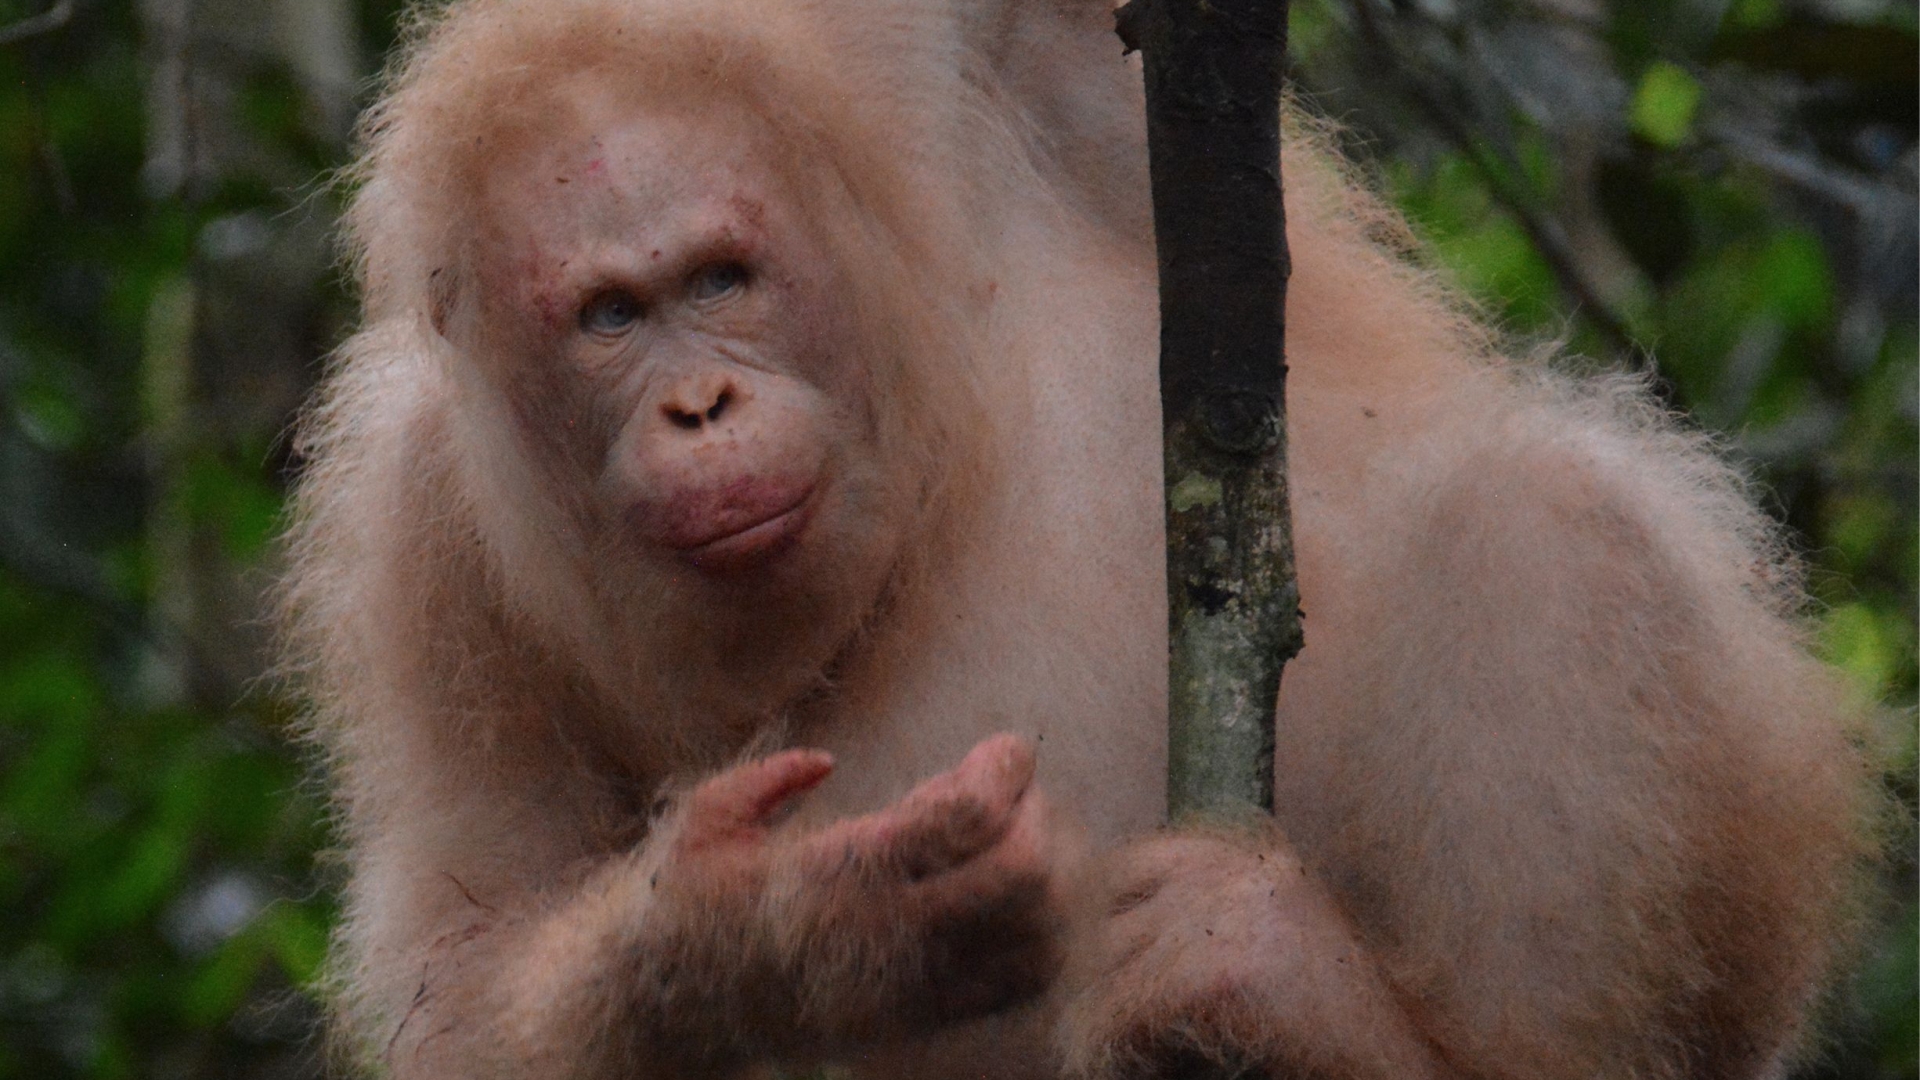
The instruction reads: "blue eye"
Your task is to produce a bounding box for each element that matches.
[690,262,749,302]
[580,290,644,335]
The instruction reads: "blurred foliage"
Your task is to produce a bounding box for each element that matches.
[0,1,398,1075]
[0,0,1911,1077]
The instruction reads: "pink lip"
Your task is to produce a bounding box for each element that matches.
[681,487,817,572]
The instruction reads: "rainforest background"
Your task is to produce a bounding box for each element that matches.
[0,0,1912,1075]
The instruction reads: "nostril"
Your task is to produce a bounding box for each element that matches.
[661,380,737,432]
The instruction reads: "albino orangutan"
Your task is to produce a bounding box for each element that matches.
[280,0,1872,1077]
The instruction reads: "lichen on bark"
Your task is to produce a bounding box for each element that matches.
[1163,414,1301,817]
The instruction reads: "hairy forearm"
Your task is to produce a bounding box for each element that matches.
[366,845,699,1079]
[376,739,1062,1078]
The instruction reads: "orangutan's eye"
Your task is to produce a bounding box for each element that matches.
[580,289,645,335]
[690,262,750,303]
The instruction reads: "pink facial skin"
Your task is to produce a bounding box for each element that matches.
[634,474,820,572]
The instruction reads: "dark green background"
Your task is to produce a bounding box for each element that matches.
[0,0,1911,1076]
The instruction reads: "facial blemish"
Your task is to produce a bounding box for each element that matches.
[531,289,566,327]
[520,252,569,328]
[728,194,768,232]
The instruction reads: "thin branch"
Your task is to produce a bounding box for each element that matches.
[1427,109,1641,356]
[1123,0,1298,822]
[0,0,76,47]
[1348,2,1642,362]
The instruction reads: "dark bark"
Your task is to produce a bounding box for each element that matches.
[1118,0,1300,821]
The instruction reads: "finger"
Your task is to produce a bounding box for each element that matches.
[888,734,1038,866]
[913,733,1036,810]
[911,785,1052,914]
[910,799,1063,1020]
[688,749,835,832]
[803,735,1038,880]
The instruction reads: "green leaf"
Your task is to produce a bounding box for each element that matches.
[262,902,331,986]
[1828,494,1899,572]
[1630,62,1702,148]
[1820,602,1907,703]
[1751,230,1833,332]
[183,933,267,1028]
[1289,0,1341,66]
[0,720,91,842]
[1724,0,1783,31]
[183,455,285,561]
[1391,154,1559,328]
[0,648,100,724]
[11,372,85,453]
[50,751,214,942]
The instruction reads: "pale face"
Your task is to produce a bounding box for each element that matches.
[461,91,908,630]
